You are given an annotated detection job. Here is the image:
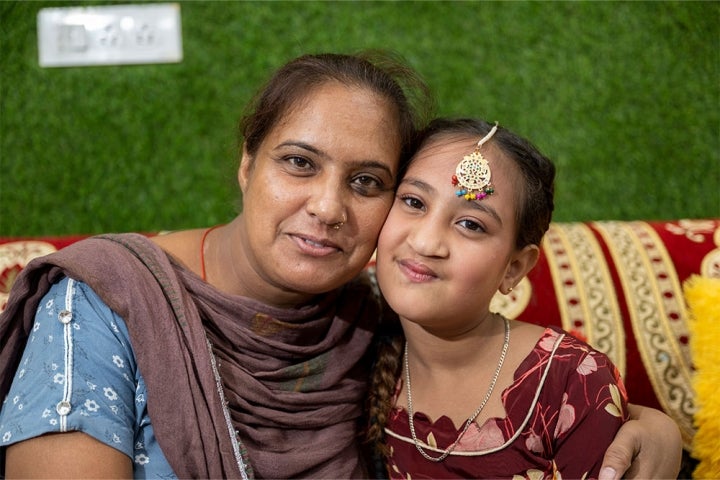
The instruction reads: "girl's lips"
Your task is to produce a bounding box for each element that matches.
[397,258,437,282]
[289,233,342,257]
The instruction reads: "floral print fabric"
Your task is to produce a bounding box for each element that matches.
[0,277,174,478]
[385,327,628,480]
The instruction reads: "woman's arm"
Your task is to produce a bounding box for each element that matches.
[0,278,145,477]
[599,403,682,480]
[6,431,132,478]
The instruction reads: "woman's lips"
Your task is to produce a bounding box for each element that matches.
[289,233,342,257]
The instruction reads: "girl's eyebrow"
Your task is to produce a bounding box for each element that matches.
[402,176,502,224]
[402,177,435,193]
[468,199,502,225]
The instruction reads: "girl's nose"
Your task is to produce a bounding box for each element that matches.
[406,216,449,258]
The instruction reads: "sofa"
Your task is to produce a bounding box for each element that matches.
[2,218,719,477]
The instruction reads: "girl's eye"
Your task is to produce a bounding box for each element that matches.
[400,195,424,210]
[458,219,486,233]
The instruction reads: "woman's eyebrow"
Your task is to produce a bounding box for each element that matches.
[276,140,320,155]
[277,141,394,176]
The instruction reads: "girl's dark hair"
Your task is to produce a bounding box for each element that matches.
[363,119,556,474]
[362,302,404,477]
[239,51,434,176]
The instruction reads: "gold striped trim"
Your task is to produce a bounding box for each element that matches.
[543,223,625,374]
[594,221,695,448]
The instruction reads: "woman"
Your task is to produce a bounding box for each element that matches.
[0,52,680,479]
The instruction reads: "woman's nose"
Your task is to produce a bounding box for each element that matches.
[306,176,348,227]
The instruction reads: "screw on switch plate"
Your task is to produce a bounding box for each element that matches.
[37,3,183,68]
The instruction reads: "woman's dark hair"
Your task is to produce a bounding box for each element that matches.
[363,118,556,474]
[239,51,434,176]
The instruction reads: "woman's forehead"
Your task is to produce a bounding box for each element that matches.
[258,83,402,169]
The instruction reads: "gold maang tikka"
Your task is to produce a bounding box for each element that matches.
[451,122,499,201]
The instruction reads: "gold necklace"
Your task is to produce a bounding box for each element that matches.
[404,316,510,462]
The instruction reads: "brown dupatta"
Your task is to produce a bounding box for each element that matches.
[0,234,378,478]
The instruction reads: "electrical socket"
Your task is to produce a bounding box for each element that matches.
[37,3,183,68]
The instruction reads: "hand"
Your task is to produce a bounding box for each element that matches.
[599,403,682,480]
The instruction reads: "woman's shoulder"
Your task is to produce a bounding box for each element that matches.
[41,276,136,352]
[151,228,206,275]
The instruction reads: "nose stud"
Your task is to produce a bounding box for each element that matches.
[331,214,347,230]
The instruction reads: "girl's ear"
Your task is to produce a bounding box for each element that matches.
[238,144,253,193]
[502,244,539,294]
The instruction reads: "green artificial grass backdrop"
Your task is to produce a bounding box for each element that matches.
[1,1,718,237]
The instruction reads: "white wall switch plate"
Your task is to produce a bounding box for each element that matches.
[38,3,183,67]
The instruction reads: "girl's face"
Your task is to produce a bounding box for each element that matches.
[237,82,401,305]
[376,135,537,335]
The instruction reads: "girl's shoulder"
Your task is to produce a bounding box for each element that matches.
[511,320,609,361]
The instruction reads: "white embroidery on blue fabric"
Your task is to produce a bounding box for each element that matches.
[57,278,75,431]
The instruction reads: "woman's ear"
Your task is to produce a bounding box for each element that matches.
[502,244,539,294]
[238,144,253,193]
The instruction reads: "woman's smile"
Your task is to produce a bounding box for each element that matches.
[288,231,343,256]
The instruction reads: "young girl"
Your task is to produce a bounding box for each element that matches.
[367,118,628,479]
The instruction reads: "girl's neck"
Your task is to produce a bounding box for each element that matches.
[398,312,512,426]
[400,312,503,372]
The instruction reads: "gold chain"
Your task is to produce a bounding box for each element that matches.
[404,316,510,462]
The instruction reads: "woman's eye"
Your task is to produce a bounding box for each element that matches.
[286,155,313,170]
[351,174,386,195]
[354,175,380,188]
[458,219,485,233]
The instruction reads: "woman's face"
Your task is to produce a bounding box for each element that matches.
[376,135,537,335]
[238,82,401,304]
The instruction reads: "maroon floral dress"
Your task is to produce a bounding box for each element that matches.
[385,327,628,480]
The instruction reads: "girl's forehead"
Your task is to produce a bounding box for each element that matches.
[409,135,484,173]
